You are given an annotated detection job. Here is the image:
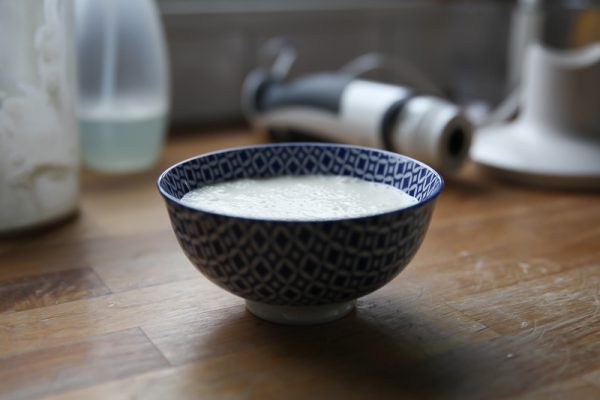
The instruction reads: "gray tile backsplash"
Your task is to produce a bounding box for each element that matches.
[161,2,512,126]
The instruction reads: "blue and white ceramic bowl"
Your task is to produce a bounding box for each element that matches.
[157,143,443,324]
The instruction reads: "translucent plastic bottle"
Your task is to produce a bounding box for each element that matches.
[75,0,169,173]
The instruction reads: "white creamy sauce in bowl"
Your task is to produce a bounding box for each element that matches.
[180,175,418,221]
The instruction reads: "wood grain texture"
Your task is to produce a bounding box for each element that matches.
[0,268,110,313]
[513,378,600,400]
[1,129,599,399]
[0,328,169,400]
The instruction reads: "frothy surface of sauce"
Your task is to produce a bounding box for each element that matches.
[180,175,418,221]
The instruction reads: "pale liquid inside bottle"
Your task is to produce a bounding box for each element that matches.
[80,104,166,173]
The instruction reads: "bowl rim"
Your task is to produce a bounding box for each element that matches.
[157,142,444,223]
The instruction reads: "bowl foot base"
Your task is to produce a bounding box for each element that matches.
[245,300,355,325]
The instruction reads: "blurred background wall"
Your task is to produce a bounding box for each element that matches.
[158,0,513,127]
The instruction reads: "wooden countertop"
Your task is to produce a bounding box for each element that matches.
[1,130,599,400]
